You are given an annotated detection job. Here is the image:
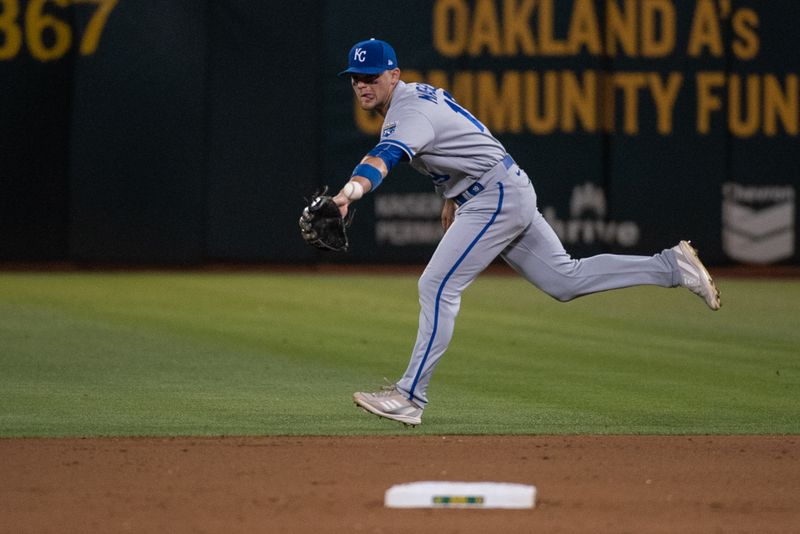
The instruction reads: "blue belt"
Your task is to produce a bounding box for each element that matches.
[453,155,515,206]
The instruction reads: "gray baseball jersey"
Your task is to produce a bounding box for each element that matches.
[372,81,682,409]
[377,81,506,199]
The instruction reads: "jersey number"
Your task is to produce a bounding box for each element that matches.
[443,91,485,132]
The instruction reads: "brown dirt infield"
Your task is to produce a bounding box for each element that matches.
[1,435,798,533]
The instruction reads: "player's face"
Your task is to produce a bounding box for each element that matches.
[351,69,399,115]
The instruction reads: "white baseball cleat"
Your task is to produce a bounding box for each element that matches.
[353,385,423,426]
[671,240,721,310]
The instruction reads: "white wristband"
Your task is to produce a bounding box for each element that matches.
[342,181,364,201]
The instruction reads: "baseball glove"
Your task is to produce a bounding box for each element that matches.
[299,186,354,252]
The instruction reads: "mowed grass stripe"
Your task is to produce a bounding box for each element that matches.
[0,273,797,436]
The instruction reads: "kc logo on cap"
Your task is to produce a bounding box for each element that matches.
[339,38,398,76]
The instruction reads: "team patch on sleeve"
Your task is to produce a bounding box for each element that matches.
[382,122,397,138]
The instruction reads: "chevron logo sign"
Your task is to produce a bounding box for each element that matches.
[722,183,795,264]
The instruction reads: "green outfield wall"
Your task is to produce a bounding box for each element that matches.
[2,0,798,265]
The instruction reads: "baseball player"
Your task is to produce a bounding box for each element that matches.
[333,39,721,426]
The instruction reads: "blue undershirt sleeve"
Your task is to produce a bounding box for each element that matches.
[367,142,409,174]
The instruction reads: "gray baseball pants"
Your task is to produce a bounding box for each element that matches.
[396,157,681,407]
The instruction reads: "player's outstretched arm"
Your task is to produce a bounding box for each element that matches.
[333,155,387,218]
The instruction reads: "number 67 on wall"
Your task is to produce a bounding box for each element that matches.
[0,0,118,61]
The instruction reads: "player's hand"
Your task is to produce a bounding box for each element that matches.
[441,199,456,232]
[333,179,368,219]
[332,193,350,218]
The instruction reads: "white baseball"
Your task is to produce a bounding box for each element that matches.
[342,181,364,201]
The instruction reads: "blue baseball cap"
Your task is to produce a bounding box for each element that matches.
[338,38,398,76]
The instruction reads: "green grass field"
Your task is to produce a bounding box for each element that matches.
[1,271,798,437]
